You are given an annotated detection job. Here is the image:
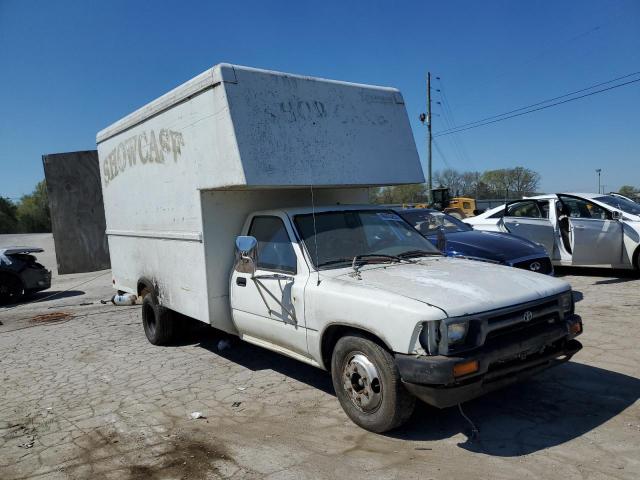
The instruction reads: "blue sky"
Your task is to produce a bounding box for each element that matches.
[1,0,638,199]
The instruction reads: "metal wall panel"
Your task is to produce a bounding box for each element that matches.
[42,150,111,274]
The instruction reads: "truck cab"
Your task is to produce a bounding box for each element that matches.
[226,205,582,432]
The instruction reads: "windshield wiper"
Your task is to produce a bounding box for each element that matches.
[317,254,404,270]
[352,254,403,264]
[398,249,442,259]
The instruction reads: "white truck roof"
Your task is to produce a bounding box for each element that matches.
[97,63,423,189]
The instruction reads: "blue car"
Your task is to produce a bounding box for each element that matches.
[396,208,553,274]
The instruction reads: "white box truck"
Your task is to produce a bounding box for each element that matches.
[98,64,582,432]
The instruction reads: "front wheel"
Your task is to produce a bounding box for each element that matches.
[331,334,415,433]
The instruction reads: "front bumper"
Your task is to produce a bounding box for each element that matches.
[22,269,52,292]
[395,315,582,408]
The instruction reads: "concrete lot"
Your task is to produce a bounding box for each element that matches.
[1,233,639,479]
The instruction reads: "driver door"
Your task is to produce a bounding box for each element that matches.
[230,215,309,356]
[556,194,623,266]
[500,199,555,255]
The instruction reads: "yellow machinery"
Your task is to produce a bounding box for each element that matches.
[399,189,477,218]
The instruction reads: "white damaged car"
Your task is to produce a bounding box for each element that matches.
[466,193,640,270]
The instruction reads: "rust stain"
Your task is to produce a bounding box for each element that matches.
[30,311,73,323]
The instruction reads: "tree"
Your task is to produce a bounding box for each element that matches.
[619,185,639,198]
[507,166,541,197]
[370,184,427,204]
[0,197,18,234]
[15,180,51,233]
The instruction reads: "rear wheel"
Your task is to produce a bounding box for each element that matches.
[331,334,415,433]
[0,273,24,305]
[141,293,175,345]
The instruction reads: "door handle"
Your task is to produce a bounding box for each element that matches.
[574,225,585,230]
[236,277,247,287]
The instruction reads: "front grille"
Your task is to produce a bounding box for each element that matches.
[484,298,561,343]
[513,257,553,274]
[485,314,559,344]
[487,299,558,325]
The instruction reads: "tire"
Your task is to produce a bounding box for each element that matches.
[0,273,24,305]
[331,334,415,433]
[141,293,175,345]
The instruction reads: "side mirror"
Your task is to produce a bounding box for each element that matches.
[235,236,257,275]
[611,210,622,221]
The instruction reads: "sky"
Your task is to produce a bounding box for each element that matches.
[1,0,639,200]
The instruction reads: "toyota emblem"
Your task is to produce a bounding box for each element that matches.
[523,311,534,322]
[529,261,541,271]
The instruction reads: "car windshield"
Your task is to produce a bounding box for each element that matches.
[293,210,442,269]
[399,210,472,235]
[594,195,640,216]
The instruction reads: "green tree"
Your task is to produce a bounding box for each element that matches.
[0,197,18,233]
[15,180,51,233]
[370,184,427,204]
[618,185,639,198]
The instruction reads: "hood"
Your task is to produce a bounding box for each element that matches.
[331,257,569,317]
[428,230,546,263]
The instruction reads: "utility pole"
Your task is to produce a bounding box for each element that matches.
[419,72,433,204]
[596,168,602,194]
[426,72,433,204]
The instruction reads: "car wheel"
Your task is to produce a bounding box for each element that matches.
[141,293,175,345]
[331,334,415,433]
[0,273,24,305]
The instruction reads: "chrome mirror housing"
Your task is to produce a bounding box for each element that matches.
[235,236,258,275]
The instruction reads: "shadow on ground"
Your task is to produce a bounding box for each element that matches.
[190,327,638,456]
[555,266,639,280]
[0,289,85,308]
[391,362,639,456]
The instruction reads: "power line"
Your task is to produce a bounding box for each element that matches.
[435,71,640,135]
[437,78,475,168]
[434,76,640,137]
[432,140,452,169]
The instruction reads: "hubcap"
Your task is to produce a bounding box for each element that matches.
[342,352,382,413]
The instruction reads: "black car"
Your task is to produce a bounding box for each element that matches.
[0,247,52,304]
[396,208,553,274]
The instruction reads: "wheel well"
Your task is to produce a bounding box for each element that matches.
[320,325,391,370]
[137,277,156,298]
[633,245,640,270]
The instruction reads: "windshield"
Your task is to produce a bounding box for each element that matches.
[398,210,472,235]
[594,195,640,216]
[294,210,441,269]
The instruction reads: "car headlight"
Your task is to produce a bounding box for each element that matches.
[560,291,574,314]
[447,322,469,344]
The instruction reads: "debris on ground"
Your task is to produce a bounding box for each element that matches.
[217,339,231,351]
[190,412,206,420]
[237,386,246,391]
[30,312,73,323]
[111,293,138,306]
[232,402,242,408]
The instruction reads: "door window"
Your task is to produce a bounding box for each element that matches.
[506,200,545,218]
[560,198,611,220]
[248,216,297,274]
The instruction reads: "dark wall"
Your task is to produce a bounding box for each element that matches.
[42,150,111,274]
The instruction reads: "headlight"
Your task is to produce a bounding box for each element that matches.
[447,322,468,344]
[560,291,574,314]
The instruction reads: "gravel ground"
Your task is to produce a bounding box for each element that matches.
[1,233,639,479]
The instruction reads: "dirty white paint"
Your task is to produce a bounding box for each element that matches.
[97,64,421,327]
